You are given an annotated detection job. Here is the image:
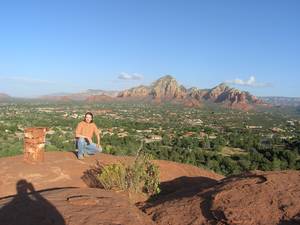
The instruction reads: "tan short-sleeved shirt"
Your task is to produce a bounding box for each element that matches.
[75,121,99,139]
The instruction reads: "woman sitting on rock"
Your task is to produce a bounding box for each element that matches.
[75,112,102,159]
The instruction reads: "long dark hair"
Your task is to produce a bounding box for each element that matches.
[84,112,94,123]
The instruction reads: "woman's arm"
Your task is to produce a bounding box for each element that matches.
[96,132,100,146]
[94,125,101,146]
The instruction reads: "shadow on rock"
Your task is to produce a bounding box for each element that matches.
[141,176,219,208]
[81,160,104,188]
[279,213,300,225]
[0,179,66,225]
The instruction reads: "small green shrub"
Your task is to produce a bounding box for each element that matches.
[97,152,160,195]
[97,164,127,190]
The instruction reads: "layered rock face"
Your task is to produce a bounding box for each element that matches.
[118,85,150,98]
[35,75,266,110]
[85,94,114,102]
[117,76,265,109]
[187,87,208,101]
[118,75,186,100]
[150,75,187,100]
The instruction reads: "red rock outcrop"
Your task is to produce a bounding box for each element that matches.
[117,76,265,110]
[0,186,156,225]
[85,94,114,103]
[150,75,187,100]
[36,76,266,110]
[118,85,150,98]
[117,76,187,100]
[0,152,222,198]
[211,171,300,225]
[141,170,300,225]
[41,90,118,101]
[0,152,299,225]
[41,95,73,102]
[187,87,208,101]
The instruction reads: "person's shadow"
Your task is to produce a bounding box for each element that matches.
[0,179,65,225]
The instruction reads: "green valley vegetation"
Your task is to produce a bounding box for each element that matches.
[0,101,300,176]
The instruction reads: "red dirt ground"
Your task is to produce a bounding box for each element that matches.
[1,152,299,225]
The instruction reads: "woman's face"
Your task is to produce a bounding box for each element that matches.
[85,114,93,123]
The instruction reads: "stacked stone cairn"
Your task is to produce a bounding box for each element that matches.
[24,127,48,163]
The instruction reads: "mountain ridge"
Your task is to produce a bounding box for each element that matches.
[117,75,265,110]
[1,75,269,110]
[0,93,11,100]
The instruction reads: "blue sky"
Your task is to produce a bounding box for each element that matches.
[0,0,299,97]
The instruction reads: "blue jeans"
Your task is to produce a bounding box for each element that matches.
[77,138,102,157]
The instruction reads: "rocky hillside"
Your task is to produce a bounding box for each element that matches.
[141,170,300,225]
[35,75,266,109]
[0,93,11,101]
[117,75,187,100]
[0,152,222,197]
[41,89,118,101]
[260,96,300,107]
[118,75,265,110]
[0,187,156,225]
[0,152,299,225]
[85,94,114,103]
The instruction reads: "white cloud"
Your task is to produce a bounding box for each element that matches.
[226,76,271,87]
[117,72,143,80]
[0,76,55,84]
